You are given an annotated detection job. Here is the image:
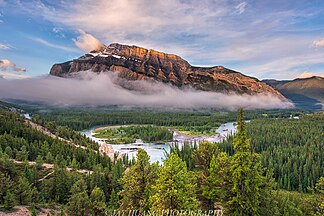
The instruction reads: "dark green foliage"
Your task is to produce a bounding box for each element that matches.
[151,153,199,211]
[3,192,15,211]
[0,106,322,214]
[119,149,158,211]
[15,176,36,205]
[169,143,197,170]
[90,187,106,216]
[94,125,173,144]
[0,109,127,212]
[0,109,112,170]
[220,112,324,192]
[66,179,90,216]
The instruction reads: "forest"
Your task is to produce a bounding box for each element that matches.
[93,125,173,144]
[36,107,304,132]
[0,105,323,215]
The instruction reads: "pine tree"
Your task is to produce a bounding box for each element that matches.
[66,179,90,216]
[315,177,324,216]
[4,191,15,211]
[119,148,157,211]
[0,172,12,204]
[35,155,43,170]
[203,152,230,210]
[90,187,107,216]
[15,177,35,205]
[228,109,263,215]
[108,189,119,210]
[151,153,198,211]
[193,141,220,208]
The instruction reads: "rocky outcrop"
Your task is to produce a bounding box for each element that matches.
[50,43,284,98]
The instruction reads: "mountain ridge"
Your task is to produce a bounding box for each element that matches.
[50,43,285,99]
[263,76,324,109]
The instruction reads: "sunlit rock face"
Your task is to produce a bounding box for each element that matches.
[50,43,285,99]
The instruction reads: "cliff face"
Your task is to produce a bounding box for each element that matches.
[50,43,284,98]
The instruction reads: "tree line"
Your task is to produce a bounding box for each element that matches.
[94,125,173,144]
[0,107,322,215]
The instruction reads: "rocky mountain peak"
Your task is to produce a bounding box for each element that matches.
[50,43,285,99]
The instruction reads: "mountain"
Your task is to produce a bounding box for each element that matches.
[50,43,284,98]
[263,76,324,109]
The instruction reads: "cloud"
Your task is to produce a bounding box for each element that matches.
[73,30,105,52]
[296,72,324,79]
[32,37,80,52]
[0,71,293,110]
[0,43,11,50]
[16,0,324,79]
[52,27,65,38]
[0,59,27,72]
[0,72,31,79]
[235,2,247,15]
[312,38,324,47]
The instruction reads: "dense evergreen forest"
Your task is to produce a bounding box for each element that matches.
[93,125,173,144]
[218,113,324,192]
[0,104,323,215]
[36,108,304,132]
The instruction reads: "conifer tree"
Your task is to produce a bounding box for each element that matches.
[15,176,35,205]
[119,148,157,211]
[4,191,15,211]
[67,179,90,216]
[228,109,263,215]
[108,189,119,210]
[151,153,198,211]
[203,152,231,209]
[90,187,107,216]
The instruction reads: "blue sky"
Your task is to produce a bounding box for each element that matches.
[1,0,324,80]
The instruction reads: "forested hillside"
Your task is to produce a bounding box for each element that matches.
[0,109,130,214]
[0,108,323,215]
[218,113,324,192]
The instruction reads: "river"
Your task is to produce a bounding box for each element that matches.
[81,121,246,163]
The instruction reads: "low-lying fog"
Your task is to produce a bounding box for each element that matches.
[0,71,294,110]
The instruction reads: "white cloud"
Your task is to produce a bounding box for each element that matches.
[296,72,324,79]
[235,2,247,15]
[73,30,105,52]
[16,0,324,79]
[52,27,65,38]
[312,38,324,47]
[0,59,27,73]
[0,43,11,50]
[0,72,31,79]
[0,71,293,109]
[32,37,80,52]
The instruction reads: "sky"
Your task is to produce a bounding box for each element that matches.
[1,0,324,80]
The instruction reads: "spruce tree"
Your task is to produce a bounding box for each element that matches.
[119,148,157,211]
[66,179,90,216]
[193,141,220,208]
[108,189,119,210]
[228,109,263,215]
[151,153,198,211]
[15,177,35,205]
[4,191,15,211]
[203,152,230,210]
[90,187,107,216]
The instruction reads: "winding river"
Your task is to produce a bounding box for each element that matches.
[81,121,244,163]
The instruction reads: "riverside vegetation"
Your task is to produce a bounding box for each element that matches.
[0,106,323,215]
[93,125,173,144]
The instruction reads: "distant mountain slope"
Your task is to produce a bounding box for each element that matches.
[50,43,284,99]
[263,76,324,109]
